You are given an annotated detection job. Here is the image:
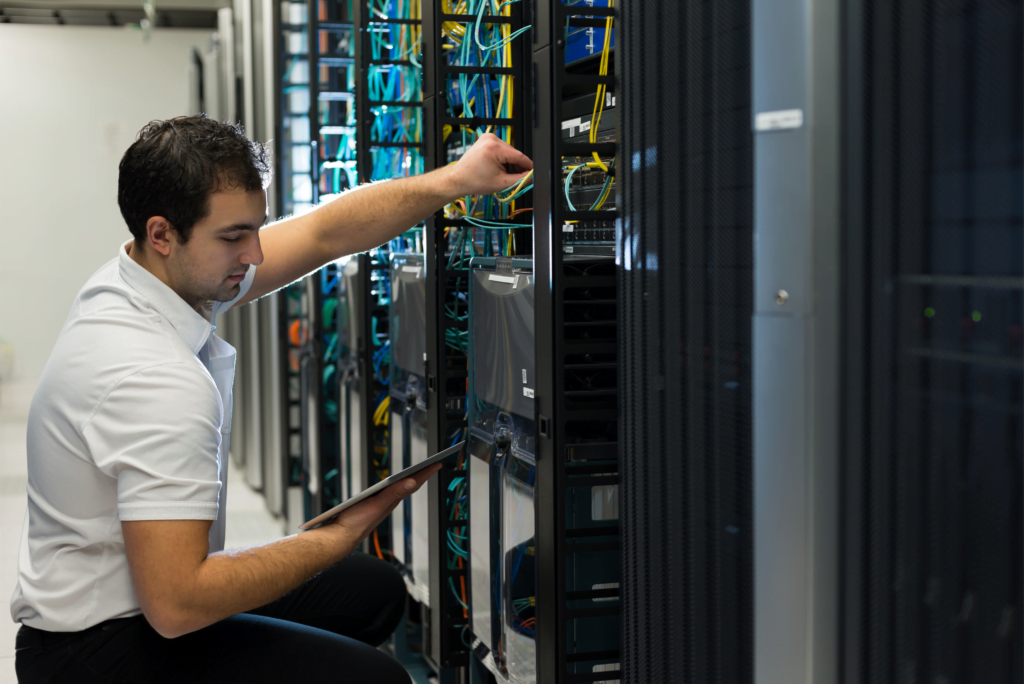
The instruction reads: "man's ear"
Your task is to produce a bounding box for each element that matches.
[145,216,178,257]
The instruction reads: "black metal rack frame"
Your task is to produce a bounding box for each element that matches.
[421,0,532,672]
[354,250,394,555]
[532,1,622,683]
[301,0,358,517]
[276,0,319,519]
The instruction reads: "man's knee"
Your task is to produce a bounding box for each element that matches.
[377,652,414,684]
[364,555,407,646]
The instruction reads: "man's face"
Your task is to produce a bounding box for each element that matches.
[169,188,267,304]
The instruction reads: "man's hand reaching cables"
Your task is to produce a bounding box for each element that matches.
[444,132,533,198]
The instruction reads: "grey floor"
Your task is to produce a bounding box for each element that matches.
[0,379,286,683]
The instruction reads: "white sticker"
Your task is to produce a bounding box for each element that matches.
[488,274,515,284]
[523,387,535,398]
[564,245,574,253]
[579,121,592,133]
[605,92,612,107]
[563,222,574,232]
[402,266,421,275]
[521,369,527,383]
[423,352,427,360]
[513,274,520,289]
[754,108,804,132]
[561,116,582,130]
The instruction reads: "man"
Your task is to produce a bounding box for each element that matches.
[11,115,532,683]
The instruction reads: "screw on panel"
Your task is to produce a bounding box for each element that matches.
[775,290,789,306]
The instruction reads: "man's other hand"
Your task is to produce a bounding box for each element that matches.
[446,133,533,198]
[329,462,443,542]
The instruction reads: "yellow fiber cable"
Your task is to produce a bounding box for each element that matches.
[590,0,614,171]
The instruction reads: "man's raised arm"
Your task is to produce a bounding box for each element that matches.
[236,133,532,306]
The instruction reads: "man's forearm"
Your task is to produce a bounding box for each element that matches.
[138,523,360,638]
[309,165,459,260]
[238,166,458,307]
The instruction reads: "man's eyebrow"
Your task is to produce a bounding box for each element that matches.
[216,223,259,234]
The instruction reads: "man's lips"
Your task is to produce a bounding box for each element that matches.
[227,273,246,283]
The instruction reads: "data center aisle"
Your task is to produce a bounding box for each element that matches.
[0,380,34,684]
[223,461,288,550]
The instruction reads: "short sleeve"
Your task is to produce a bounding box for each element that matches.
[83,362,223,522]
[210,265,257,317]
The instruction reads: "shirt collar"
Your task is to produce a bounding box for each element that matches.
[117,240,214,355]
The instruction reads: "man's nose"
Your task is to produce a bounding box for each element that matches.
[242,232,264,266]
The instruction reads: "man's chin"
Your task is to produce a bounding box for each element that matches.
[203,284,240,304]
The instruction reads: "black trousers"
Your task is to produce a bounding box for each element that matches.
[15,552,411,684]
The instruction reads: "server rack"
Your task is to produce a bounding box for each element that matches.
[750,0,1024,682]
[350,0,429,598]
[420,0,532,673]
[276,0,316,528]
[532,1,622,682]
[287,0,360,519]
[349,0,430,574]
[619,3,755,684]
[389,253,431,604]
[465,256,540,683]
[839,1,1023,682]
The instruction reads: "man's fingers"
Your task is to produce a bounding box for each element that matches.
[392,463,443,500]
[498,171,533,188]
[500,146,533,171]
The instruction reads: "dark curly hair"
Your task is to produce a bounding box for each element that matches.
[118,115,272,244]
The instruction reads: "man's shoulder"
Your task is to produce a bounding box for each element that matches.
[35,260,211,429]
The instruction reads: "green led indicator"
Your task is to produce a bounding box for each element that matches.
[924,307,936,318]
[972,311,982,322]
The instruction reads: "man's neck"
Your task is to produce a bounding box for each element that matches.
[127,241,212,318]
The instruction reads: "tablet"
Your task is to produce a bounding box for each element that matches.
[299,440,466,530]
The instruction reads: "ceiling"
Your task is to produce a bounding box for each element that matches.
[0,0,229,18]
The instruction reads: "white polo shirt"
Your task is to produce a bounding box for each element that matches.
[9,241,255,632]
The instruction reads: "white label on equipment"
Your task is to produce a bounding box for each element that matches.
[488,274,515,284]
[754,108,804,132]
[605,92,612,107]
[423,352,428,360]
[593,661,621,684]
[513,274,520,289]
[563,222,574,232]
[522,369,527,383]
[561,116,582,130]
[402,266,421,275]
[564,245,574,253]
[523,387,534,398]
[579,121,592,133]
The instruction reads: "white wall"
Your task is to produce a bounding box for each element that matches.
[0,25,216,381]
